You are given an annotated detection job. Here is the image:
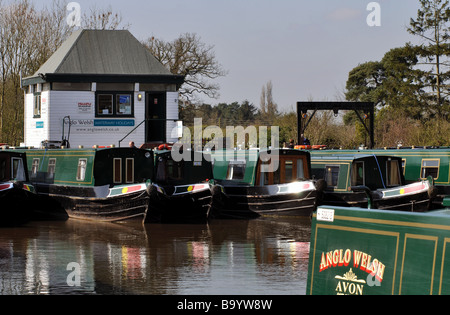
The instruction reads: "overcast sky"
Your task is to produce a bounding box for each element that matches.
[32,0,421,112]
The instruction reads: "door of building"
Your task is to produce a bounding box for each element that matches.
[146,93,167,143]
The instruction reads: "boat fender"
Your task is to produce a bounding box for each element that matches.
[428,185,438,199]
[314,179,327,192]
[147,184,158,198]
[13,181,23,190]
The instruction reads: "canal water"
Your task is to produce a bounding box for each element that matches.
[0,216,311,295]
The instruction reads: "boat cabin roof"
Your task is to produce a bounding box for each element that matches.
[212,148,311,186]
[153,150,213,186]
[311,153,405,191]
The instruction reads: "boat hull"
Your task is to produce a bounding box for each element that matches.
[319,181,432,212]
[212,181,318,218]
[0,183,35,226]
[35,183,149,223]
[146,183,212,223]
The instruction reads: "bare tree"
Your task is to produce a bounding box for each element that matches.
[259,81,278,124]
[0,0,130,144]
[143,33,227,100]
[82,5,129,30]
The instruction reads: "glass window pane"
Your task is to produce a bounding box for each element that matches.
[48,159,56,180]
[12,158,26,181]
[285,160,293,183]
[116,94,132,115]
[98,94,113,115]
[386,160,401,186]
[77,159,87,181]
[297,159,304,179]
[325,166,339,187]
[113,158,122,183]
[351,162,364,186]
[126,158,134,183]
[31,159,39,178]
[227,160,246,180]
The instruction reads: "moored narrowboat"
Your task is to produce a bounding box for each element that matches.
[211,148,320,218]
[307,197,450,295]
[310,154,433,212]
[310,147,450,208]
[146,149,215,223]
[0,150,37,225]
[18,147,153,223]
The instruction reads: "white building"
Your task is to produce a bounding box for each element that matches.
[21,29,184,149]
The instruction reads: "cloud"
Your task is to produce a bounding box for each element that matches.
[327,7,362,21]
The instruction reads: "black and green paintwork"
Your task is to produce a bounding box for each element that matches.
[310,147,450,207]
[17,147,154,222]
[307,197,450,295]
[310,153,433,212]
[0,150,36,225]
[147,149,215,223]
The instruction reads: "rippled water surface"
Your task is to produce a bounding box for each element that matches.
[0,216,311,295]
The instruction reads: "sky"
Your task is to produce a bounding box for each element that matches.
[32,0,422,112]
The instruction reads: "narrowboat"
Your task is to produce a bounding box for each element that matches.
[19,147,153,223]
[310,147,449,208]
[307,197,450,295]
[146,149,215,223]
[310,154,433,211]
[210,148,320,218]
[0,150,36,225]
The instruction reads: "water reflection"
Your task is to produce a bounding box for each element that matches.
[0,217,311,295]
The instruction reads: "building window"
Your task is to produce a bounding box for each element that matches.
[421,159,439,179]
[117,94,132,116]
[34,93,41,118]
[96,92,134,117]
[77,159,87,181]
[97,94,114,116]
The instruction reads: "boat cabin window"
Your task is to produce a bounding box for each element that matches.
[126,158,134,183]
[47,158,56,180]
[77,159,87,181]
[0,157,6,181]
[156,158,183,182]
[324,165,340,187]
[227,160,246,180]
[421,159,439,179]
[401,159,406,175]
[386,159,401,187]
[12,158,26,181]
[259,157,306,186]
[351,161,364,186]
[31,158,39,179]
[113,158,122,184]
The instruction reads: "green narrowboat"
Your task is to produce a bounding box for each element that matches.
[310,154,433,211]
[18,147,153,223]
[146,149,215,223]
[211,148,320,218]
[307,197,450,295]
[0,150,37,225]
[310,147,450,207]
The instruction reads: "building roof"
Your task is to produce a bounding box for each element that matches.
[23,29,183,86]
